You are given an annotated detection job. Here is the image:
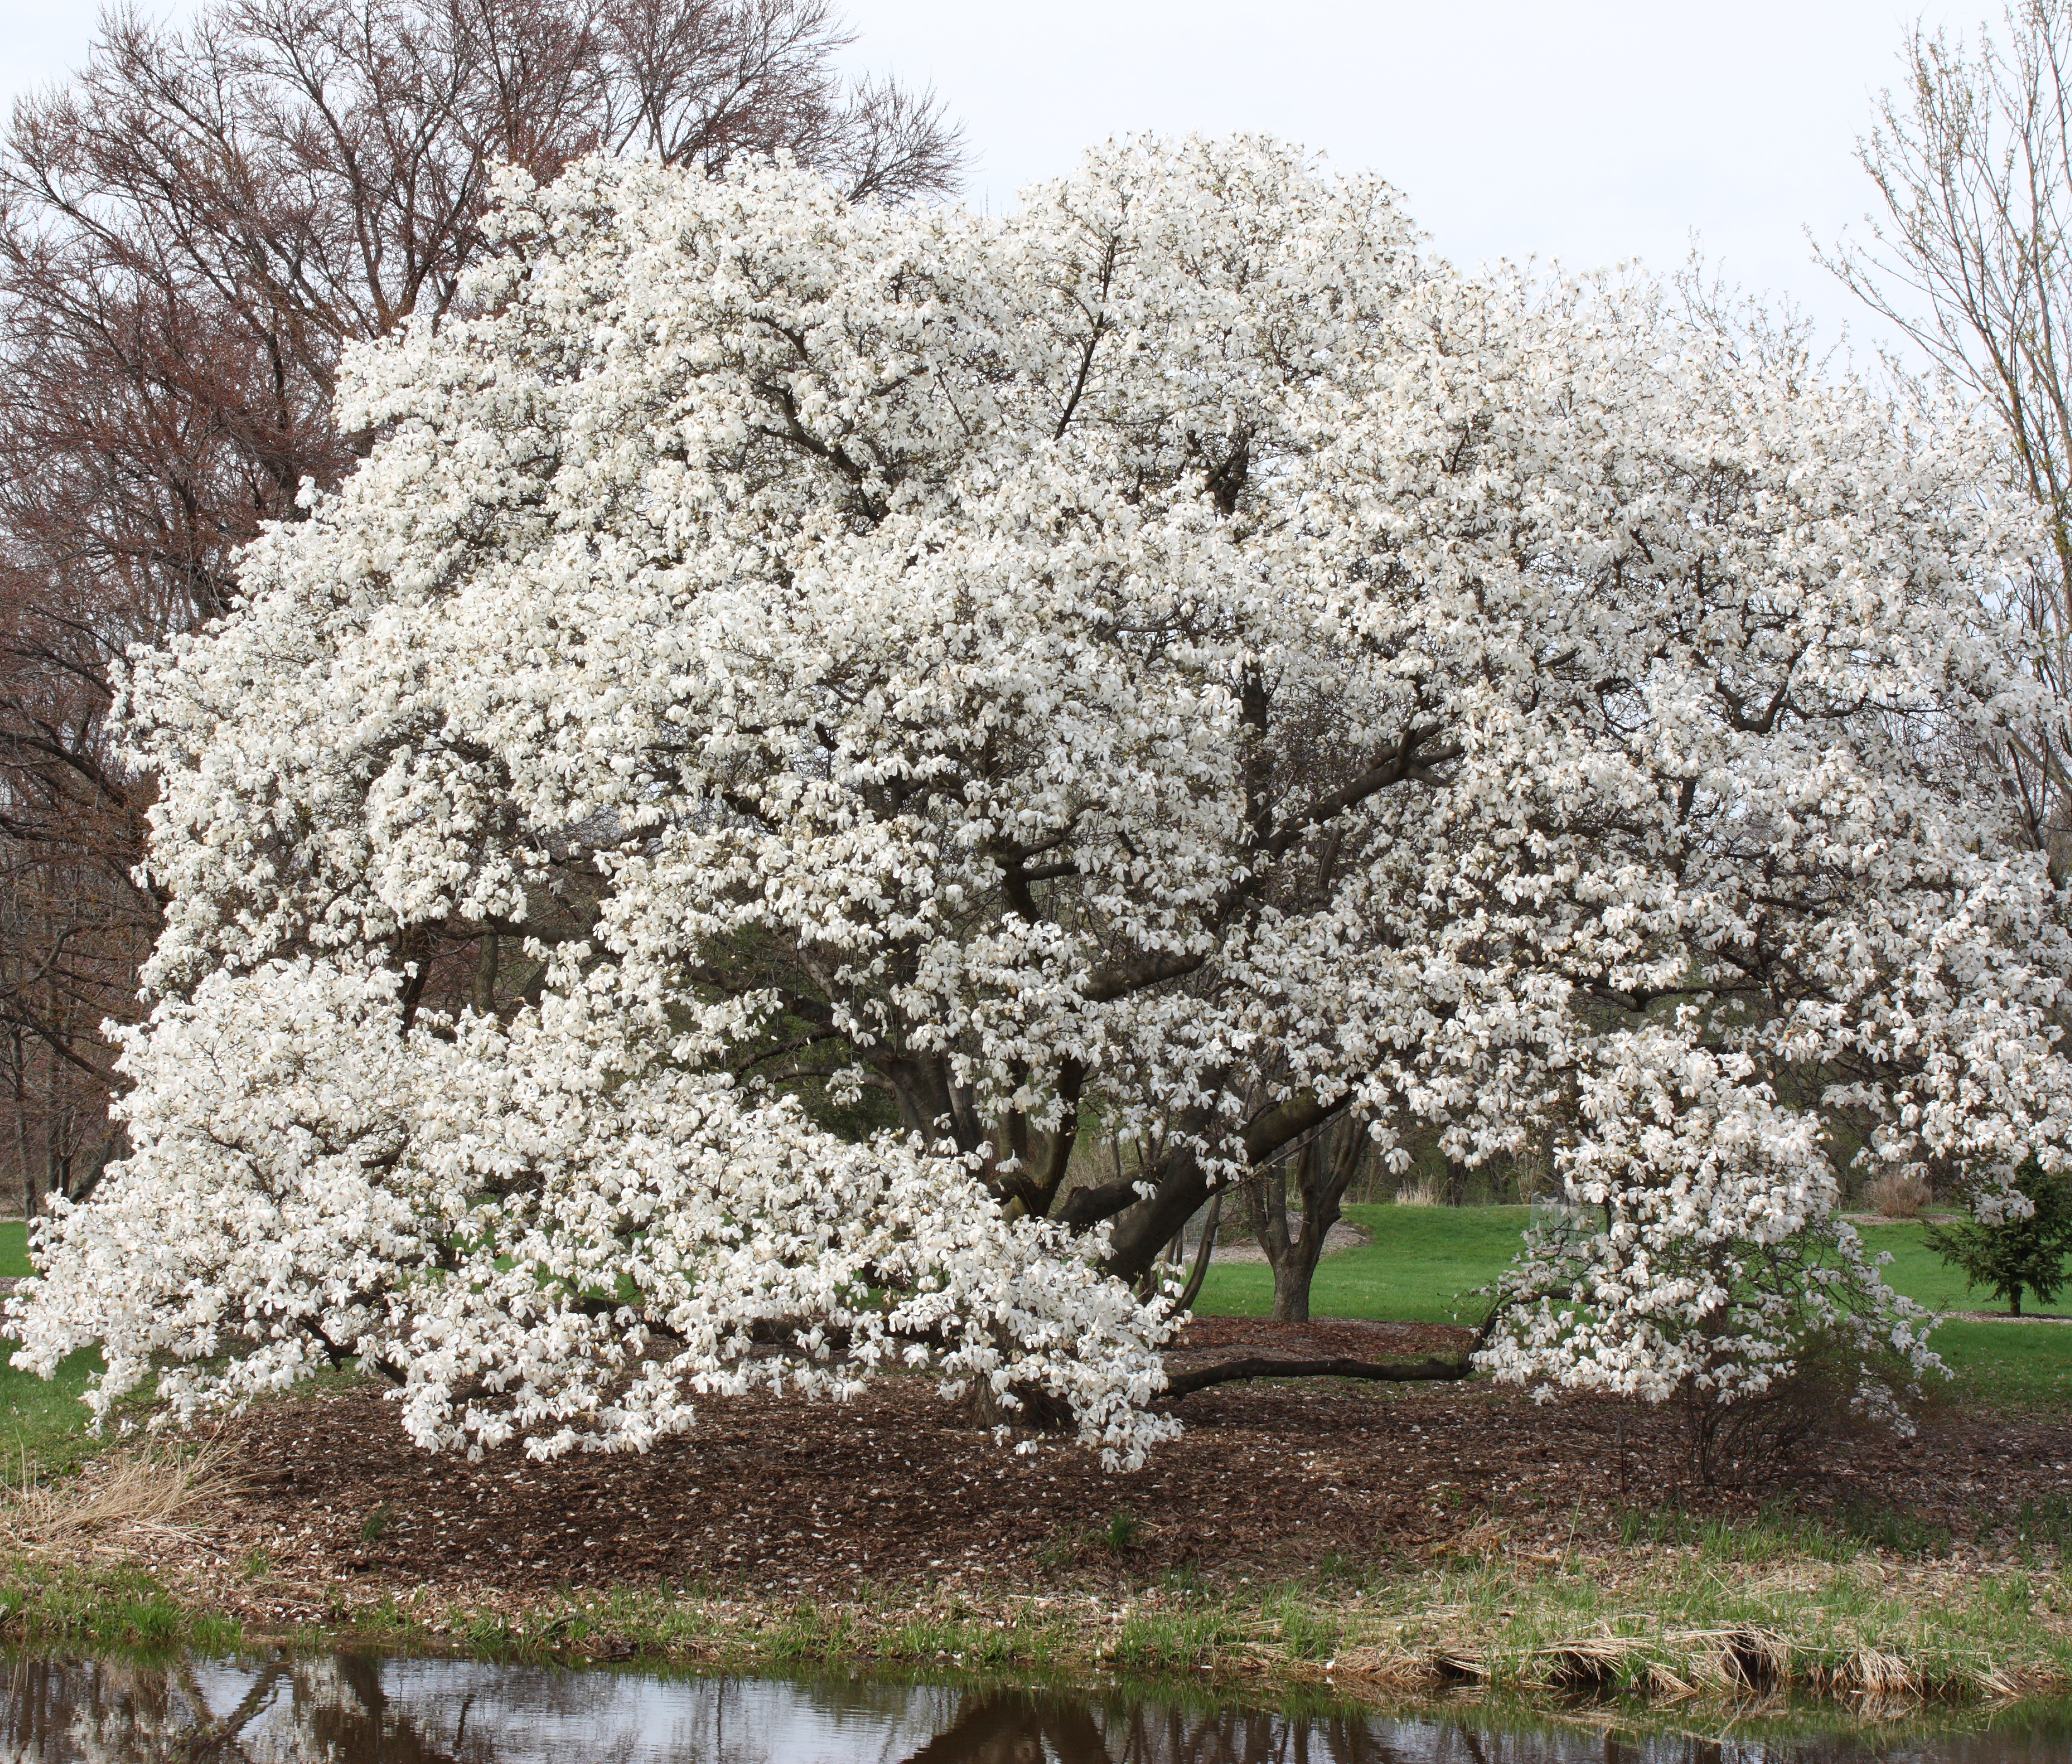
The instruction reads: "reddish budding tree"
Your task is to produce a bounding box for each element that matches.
[0,0,964,1213]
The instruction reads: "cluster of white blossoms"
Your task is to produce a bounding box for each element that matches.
[1479,1024,1940,1413]
[11,135,2072,1453]
[18,956,1177,1463]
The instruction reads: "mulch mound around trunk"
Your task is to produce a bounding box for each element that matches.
[207,1321,2072,1604]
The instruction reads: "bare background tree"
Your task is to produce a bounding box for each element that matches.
[0,0,964,1217]
[1827,0,2072,871]
[1241,1116,1370,1324]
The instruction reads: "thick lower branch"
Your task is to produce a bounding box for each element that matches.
[1158,1354,1472,1400]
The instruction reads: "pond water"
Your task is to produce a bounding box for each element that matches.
[3,1653,2068,1763]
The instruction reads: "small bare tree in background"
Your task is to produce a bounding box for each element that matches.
[1244,1117,1372,1324]
[0,0,963,1215]
[1827,1,2072,868]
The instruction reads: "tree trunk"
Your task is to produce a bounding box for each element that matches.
[1083,1133,1214,1276]
[1087,1100,1370,1288]
[1270,1249,1316,1323]
[40,1051,60,1208]
[473,931,499,1016]
[1246,1117,1367,1324]
[1174,1192,1221,1312]
[2012,1286,2025,1317]
[10,1024,33,1222]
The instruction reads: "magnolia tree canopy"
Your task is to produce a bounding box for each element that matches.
[11,137,2070,1461]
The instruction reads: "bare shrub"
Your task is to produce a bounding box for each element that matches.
[1510,1140,1557,1203]
[1678,1340,1890,1489]
[1866,1171,1931,1218]
[1395,1173,1443,1206]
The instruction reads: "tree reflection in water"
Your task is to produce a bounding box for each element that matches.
[3,1654,2063,1763]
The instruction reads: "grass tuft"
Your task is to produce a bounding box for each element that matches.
[1,1444,234,1552]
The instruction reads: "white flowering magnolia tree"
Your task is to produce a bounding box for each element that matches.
[11,136,2071,1462]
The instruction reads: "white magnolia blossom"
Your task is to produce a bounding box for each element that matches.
[11,135,2071,1452]
[1480,1024,1940,1411]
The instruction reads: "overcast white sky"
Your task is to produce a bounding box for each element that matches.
[3,0,1966,356]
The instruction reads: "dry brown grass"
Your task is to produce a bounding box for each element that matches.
[1,1445,236,1554]
[1866,1172,1931,1218]
[1332,1623,2003,1703]
[1415,1518,1508,1562]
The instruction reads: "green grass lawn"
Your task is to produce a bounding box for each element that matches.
[1927,1319,2071,1412]
[1858,1218,2072,1411]
[1194,1203,1529,1325]
[1851,1213,2052,1314]
[1,1219,124,1479]
[1194,1205,2068,1414]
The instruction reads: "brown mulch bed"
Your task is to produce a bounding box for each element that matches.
[201,1322,2072,1604]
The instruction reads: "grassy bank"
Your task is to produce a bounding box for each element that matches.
[3,1515,2066,1704]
